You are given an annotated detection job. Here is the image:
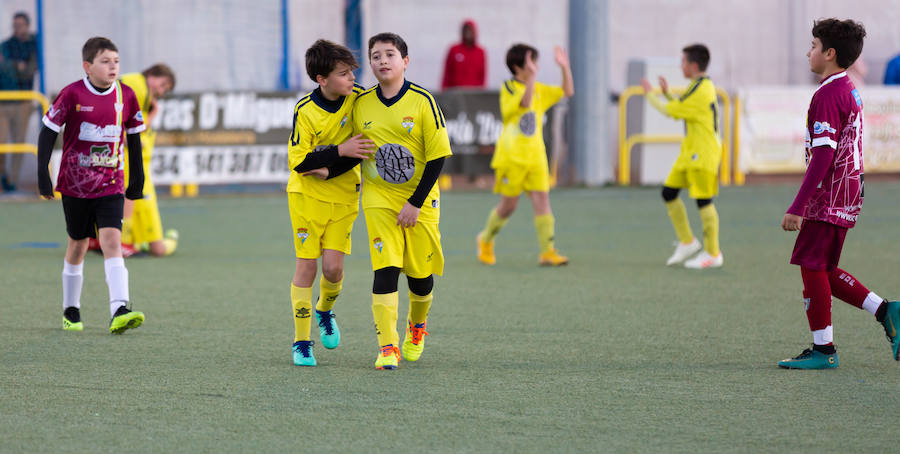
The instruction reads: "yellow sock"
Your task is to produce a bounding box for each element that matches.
[291,284,313,342]
[317,277,342,312]
[665,199,694,244]
[372,292,399,347]
[699,204,720,256]
[480,208,508,243]
[408,290,433,325]
[121,217,134,245]
[534,214,555,254]
[162,238,177,256]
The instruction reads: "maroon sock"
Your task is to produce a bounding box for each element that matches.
[828,268,871,309]
[801,267,832,343]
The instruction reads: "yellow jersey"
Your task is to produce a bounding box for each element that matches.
[287,85,364,204]
[492,79,564,169]
[120,72,155,167]
[650,76,721,171]
[352,80,452,222]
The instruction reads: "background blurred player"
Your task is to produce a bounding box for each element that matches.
[641,44,723,269]
[120,64,177,257]
[777,18,900,369]
[475,43,573,267]
[353,33,452,370]
[36,37,146,334]
[287,39,373,366]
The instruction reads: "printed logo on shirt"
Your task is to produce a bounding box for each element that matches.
[363,121,373,130]
[78,121,123,143]
[373,237,384,253]
[431,199,438,208]
[519,111,537,136]
[135,111,143,122]
[114,102,123,113]
[75,104,94,112]
[78,144,117,168]
[851,89,862,107]
[375,143,415,184]
[401,116,415,133]
[340,115,348,128]
[813,121,836,135]
[296,228,309,244]
[47,105,59,118]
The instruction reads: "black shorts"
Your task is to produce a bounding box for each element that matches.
[61,194,124,240]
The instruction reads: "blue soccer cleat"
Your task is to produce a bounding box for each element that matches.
[292,340,316,366]
[315,309,340,349]
[778,346,839,369]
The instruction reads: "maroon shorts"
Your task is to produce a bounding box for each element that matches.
[790,219,847,271]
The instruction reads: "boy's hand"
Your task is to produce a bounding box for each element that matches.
[303,167,329,180]
[553,46,570,69]
[658,76,669,95]
[640,78,653,94]
[781,213,803,231]
[338,134,376,159]
[397,202,420,228]
[521,50,538,82]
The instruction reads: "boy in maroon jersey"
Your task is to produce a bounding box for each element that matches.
[778,19,900,369]
[36,37,147,334]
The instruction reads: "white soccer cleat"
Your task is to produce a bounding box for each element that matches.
[684,250,723,269]
[666,238,702,266]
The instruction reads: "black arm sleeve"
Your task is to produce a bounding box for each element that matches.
[293,145,340,173]
[325,156,362,180]
[407,157,445,209]
[37,126,58,197]
[124,133,144,200]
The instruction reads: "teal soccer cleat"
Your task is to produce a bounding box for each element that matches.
[778,346,839,369]
[880,300,900,361]
[292,340,316,367]
[315,310,340,349]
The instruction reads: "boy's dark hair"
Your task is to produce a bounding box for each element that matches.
[367,33,408,59]
[682,44,710,72]
[506,44,538,74]
[305,39,359,82]
[13,12,29,24]
[812,18,866,69]
[82,37,117,63]
[142,63,177,90]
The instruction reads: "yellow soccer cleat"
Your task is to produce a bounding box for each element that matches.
[401,319,429,362]
[109,306,145,335]
[539,249,569,267]
[62,307,83,331]
[374,345,400,370]
[476,233,496,265]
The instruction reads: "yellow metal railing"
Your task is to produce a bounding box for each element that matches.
[618,85,741,186]
[0,91,50,155]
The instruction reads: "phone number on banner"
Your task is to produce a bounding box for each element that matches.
[151,145,290,184]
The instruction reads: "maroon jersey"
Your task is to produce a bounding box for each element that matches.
[803,71,864,228]
[42,77,145,198]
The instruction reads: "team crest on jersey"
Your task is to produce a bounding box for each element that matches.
[401,116,415,133]
[296,228,309,244]
[114,102,123,113]
[813,121,836,135]
[851,89,862,107]
[373,237,384,253]
[341,115,348,128]
[135,111,144,122]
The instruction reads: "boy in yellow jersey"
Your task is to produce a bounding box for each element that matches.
[641,44,723,269]
[476,43,573,267]
[120,64,177,257]
[287,40,374,366]
[352,33,452,370]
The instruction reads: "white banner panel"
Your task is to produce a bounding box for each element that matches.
[739,86,900,173]
[150,145,289,185]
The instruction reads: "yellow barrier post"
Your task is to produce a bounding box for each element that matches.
[0,91,50,156]
[732,95,745,185]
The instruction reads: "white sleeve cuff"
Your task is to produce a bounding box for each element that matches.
[126,124,147,134]
[42,116,62,133]
[811,137,837,149]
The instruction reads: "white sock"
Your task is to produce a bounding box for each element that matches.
[62,260,84,310]
[104,257,129,317]
[862,291,883,316]
[812,325,834,345]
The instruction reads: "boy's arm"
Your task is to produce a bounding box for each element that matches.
[124,133,144,200]
[785,147,833,217]
[293,134,374,173]
[325,156,362,180]
[36,125,57,199]
[555,46,574,98]
[407,157,445,208]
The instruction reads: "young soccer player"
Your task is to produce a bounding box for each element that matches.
[36,37,146,334]
[120,64,178,257]
[287,39,374,366]
[353,33,452,370]
[777,18,900,369]
[641,44,723,269]
[475,44,573,266]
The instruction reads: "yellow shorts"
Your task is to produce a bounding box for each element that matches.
[493,160,550,197]
[363,208,444,278]
[131,179,164,244]
[288,192,359,259]
[664,166,719,199]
